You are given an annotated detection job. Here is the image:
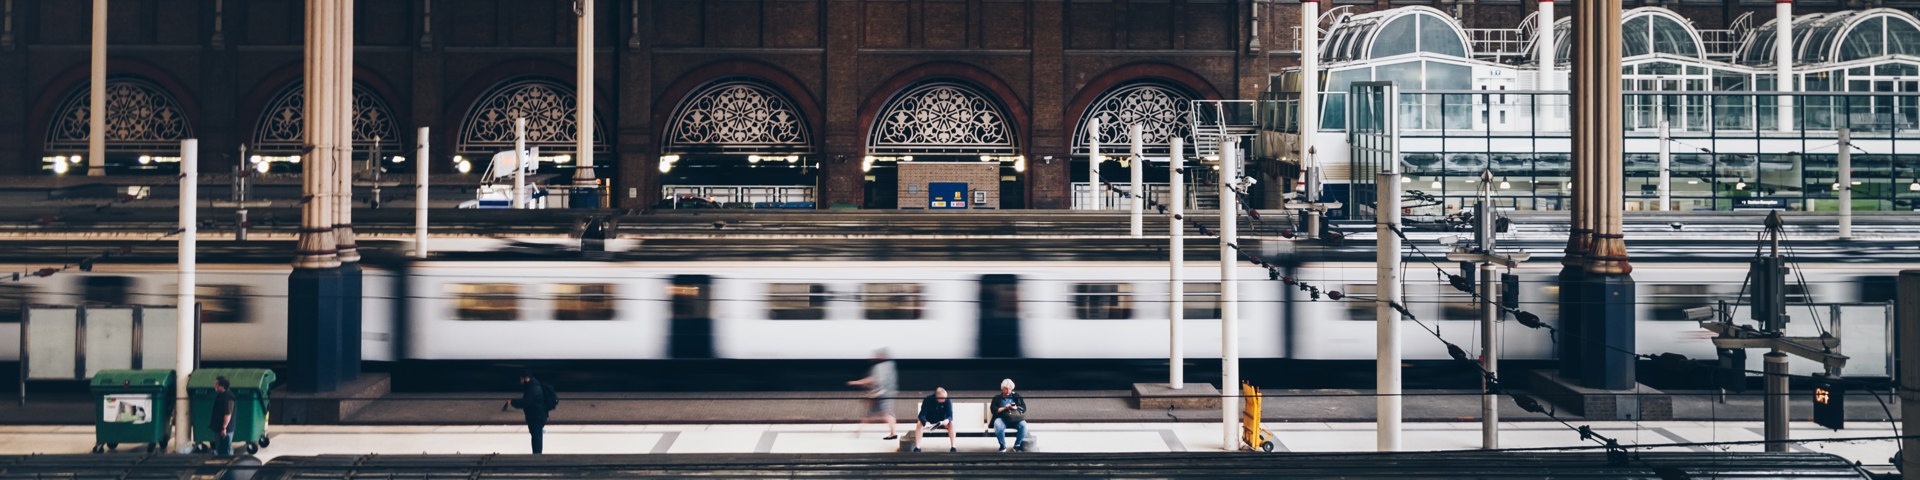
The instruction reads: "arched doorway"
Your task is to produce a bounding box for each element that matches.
[659,79,818,208]
[250,81,402,175]
[1071,81,1200,210]
[865,81,1022,209]
[41,77,194,175]
[454,78,610,207]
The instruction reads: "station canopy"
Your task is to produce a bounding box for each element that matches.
[1735,8,1920,66]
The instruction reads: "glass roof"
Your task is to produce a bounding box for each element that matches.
[1320,7,1469,64]
[1549,9,1704,65]
[1735,9,1920,66]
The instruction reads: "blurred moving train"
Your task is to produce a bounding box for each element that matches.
[0,238,1908,378]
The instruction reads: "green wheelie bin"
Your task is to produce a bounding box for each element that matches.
[187,368,275,454]
[89,369,175,453]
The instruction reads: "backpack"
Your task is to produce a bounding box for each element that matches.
[541,382,560,411]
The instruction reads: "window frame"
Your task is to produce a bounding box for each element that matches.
[1073,282,1135,320]
[767,283,832,320]
[450,283,522,321]
[861,283,926,320]
[550,283,618,321]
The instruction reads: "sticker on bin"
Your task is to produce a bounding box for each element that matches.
[103,394,153,424]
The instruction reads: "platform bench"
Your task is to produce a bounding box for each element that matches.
[897,401,1037,452]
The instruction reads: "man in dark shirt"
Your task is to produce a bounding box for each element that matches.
[504,373,554,454]
[209,377,236,456]
[912,387,955,452]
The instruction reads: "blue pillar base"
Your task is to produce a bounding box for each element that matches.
[288,267,343,393]
[339,262,363,384]
[1579,273,1637,390]
[1556,265,1586,380]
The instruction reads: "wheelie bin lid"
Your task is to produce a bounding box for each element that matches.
[89,370,174,389]
[186,368,276,391]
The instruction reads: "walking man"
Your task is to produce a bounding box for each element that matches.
[846,349,899,440]
[209,377,236,456]
[504,372,557,454]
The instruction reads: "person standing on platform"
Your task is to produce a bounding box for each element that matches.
[209,377,236,456]
[991,378,1028,452]
[912,387,956,452]
[504,372,558,454]
[846,349,899,440]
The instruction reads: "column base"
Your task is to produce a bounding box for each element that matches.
[1527,370,1671,420]
[287,267,342,393]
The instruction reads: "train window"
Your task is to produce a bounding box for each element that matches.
[450,283,520,321]
[1649,284,1716,321]
[1073,283,1134,320]
[0,285,33,323]
[1432,283,1478,321]
[551,284,617,321]
[1344,284,1377,321]
[768,283,830,320]
[862,283,924,320]
[196,285,251,323]
[82,276,135,305]
[1184,282,1221,320]
[670,284,711,319]
[1857,276,1897,303]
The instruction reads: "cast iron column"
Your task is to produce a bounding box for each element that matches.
[289,0,343,393]
[1575,0,1636,390]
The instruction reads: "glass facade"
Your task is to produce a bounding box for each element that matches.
[1270,6,1920,214]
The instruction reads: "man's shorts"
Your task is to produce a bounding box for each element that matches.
[868,397,893,416]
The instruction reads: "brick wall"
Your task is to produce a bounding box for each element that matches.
[897,162,1000,210]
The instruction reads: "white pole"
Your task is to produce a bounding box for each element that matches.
[1089,118,1102,209]
[1131,123,1145,238]
[574,0,597,206]
[1657,120,1670,211]
[514,117,528,209]
[1301,0,1319,170]
[174,138,197,453]
[88,0,105,176]
[1776,0,1794,132]
[415,126,429,258]
[1478,176,1498,449]
[1536,0,1555,92]
[1377,153,1403,453]
[1169,137,1186,390]
[1838,127,1852,239]
[1220,137,1241,451]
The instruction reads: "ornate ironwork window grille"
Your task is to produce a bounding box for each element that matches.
[44,78,193,151]
[457,78,609,155]
[252,81,402,153]
[664,79,814,155]
[867,82,1017,156]
[1072,82,1198,157]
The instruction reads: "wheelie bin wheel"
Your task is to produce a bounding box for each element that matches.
[145,443,156,453]
[106,443,117,451]
[91,445,103,454]
[246,443,259,454]
[259,436,270,448]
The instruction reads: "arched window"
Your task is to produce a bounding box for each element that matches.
[1623,11,1704,58]
[1072,82,1196,156]
[253,81,401,153]
[663,79,814,155]
[45,77,193,151]
[866,81,1016,155]
[457,78,608,155]
[1366,9,1468,59]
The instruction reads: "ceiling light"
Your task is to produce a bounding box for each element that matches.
[1499,181,1512,189]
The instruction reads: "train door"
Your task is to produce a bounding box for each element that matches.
[976,274,1021,358]
[668,275,715,358]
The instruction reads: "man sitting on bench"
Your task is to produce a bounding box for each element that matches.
[912,387,956,452]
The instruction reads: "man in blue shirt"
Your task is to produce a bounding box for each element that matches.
[912,387,955,452]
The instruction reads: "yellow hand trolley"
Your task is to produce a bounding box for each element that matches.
[1241,381,1276,452]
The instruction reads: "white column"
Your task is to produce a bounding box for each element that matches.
[574,0,597,202]
[335,0,356,262]
[1657,121,1670,211]
[173,139,197,453]
[1169,137,1185,390]
[1301,0,1319,165]
[1536,0,1555,91]
[293,0,337,271]
[1776,0,1794,132]
[1219,137,1240,451]
[88,0,105,176]
[514,117,528,209]
[1131,123,1144,238]
[415,126,429,258]
[1088,118,1102,209]
[1838,128,1852,239]
[1376,166,1403,452]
